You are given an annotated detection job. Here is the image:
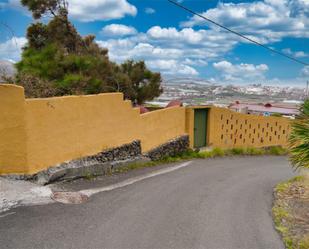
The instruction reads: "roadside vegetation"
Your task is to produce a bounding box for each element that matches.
[113,146,288,174]
[273,175,309,249]
[289,99,309,170]
[272,99,309,249]
[8,0,162,104]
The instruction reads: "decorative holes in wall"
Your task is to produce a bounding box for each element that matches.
[221,134,224,140]
[227,120,229,125]
[267,123,269,128]
[283,130,286,134]
[262,128,265,132]
[245,120,248,125]
[221,114,223,120]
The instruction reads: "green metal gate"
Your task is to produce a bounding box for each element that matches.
[194,109,208,148]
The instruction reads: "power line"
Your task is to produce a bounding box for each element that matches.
[168,0,309,67]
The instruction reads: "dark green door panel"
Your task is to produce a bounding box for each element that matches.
[194,109,208,148]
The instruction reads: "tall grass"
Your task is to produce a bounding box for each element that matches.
[289,99,309,169]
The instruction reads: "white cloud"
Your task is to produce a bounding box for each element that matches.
[147,26,204,44]
[3,0,137,22]
[0,37,27,61]
[100,24,137,37]
[97,26,238,76]
[282,48,308,58]
[147,60,198,76]
[68,0,137,22]
[181,0,309,44]
[145,8,155,14]
[213,60,269,81]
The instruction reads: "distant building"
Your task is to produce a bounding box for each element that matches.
[229,101,300,118]
[166,100,183,108]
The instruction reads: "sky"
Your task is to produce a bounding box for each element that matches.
[0,0,308,86]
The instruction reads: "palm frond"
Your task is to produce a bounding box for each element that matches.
[289,99,309,169]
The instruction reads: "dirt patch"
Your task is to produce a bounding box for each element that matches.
[273,175,309,249]
[51,191,88,204]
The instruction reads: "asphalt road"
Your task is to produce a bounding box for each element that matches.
[0,156,294,249]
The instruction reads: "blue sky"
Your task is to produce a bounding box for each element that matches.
[0,0,308,86]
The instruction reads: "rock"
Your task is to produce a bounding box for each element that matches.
[145,135,189,161]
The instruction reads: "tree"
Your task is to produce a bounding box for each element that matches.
[119,61,163,104]
[16,0,162,104]
[289,99,309,169]
[21,0,68,19]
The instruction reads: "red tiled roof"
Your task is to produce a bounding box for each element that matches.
[166,100,183,108]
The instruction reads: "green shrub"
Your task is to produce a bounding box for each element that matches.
[199,148,224,158]
[268,146,288,155]
[229,147,245,155]
[245,147,264,155]
[198,151,213,158]
[212,147,225,157]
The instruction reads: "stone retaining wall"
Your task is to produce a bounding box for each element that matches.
[145,135,190,161]
[33,140,143,184]
[3,137,190,185]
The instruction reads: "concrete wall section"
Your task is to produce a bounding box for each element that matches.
[140,107,186,152]
[0,85,186,174]
[25,93,142,173]
[0,84,292,175]
[207,107,291,148]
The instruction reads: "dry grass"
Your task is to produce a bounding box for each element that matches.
[273,174,309,249]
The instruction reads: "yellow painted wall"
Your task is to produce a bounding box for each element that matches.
[0,84,291,175]
[0,85,28,174]
[206,107,290,148]
[0,85,186,174]
[141,107,186,152]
